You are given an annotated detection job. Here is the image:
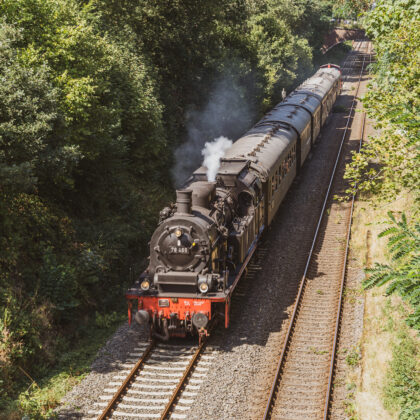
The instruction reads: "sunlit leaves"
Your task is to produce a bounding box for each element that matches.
[344,0,420,200]
[364,212,420,331]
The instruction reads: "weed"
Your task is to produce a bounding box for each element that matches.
[309,346,328,355]
[343,398,358,420]
[346,382,356,391]
[316,289,324,295]
[383,328,420,420]
[95,311,125,329]
[346,346,361,366]
[344,287,362,305]
[335,377,346,386]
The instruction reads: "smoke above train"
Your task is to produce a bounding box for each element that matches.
[126,64,342,342]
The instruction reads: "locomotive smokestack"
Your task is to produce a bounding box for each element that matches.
[176,190,192,215]
[191,182,216,209]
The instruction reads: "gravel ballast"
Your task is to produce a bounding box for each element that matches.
[56,45,370,420]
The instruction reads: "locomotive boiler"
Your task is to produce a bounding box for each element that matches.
[126,64,342,341]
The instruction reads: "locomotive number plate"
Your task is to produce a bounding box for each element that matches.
[169,246,189,254]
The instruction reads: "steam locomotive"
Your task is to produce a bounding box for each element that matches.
[126,64,342,341]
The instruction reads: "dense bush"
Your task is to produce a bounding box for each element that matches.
[0,1,170,404]
[0,0,335,409]
[332,0,370,19]
[339,2,420,418]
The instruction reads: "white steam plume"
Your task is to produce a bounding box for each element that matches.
[171,73,255,187]
[201,136,232,182]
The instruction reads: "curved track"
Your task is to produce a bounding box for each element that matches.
[262,40,371,420]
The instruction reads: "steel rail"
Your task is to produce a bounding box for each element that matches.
[97,339,156,420]
[96,42,370,420]
[159,319,217,420]
[322,49,369,419]
[262,41,369,420]
[323,109,367,420]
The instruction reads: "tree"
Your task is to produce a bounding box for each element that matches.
[344,0,420,199]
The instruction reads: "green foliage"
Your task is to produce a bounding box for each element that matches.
[95,311,125,329]
[363,212,420,330]
[0,3,169,407]
[344,0,420,200]
[345,346,361,366]
[332,0,371,19]
[92,0,332,137]
[2,311,123,419]
[0,1,337,416]
[383,328,420,420]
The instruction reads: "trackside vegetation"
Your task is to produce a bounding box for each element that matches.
[0,1,339,417]
[364,212,420,331]
[341,0,419,418]
[344,0,419,331]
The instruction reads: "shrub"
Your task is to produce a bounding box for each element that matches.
[364,212,420,330]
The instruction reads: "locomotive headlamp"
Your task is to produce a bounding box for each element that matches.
[175,228,182,238]
[198,274,212,294]
[140,279,150,291]
[198,282,209,293]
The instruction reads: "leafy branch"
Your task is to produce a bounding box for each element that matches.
[364,212,420,330]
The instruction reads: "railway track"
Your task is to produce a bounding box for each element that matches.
[262,40,371,420]
[87,42,371,420]
[90,329,217,420]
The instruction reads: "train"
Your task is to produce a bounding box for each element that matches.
[126,64,342,342]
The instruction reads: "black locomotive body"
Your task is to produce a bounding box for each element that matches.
[126,65,342,341]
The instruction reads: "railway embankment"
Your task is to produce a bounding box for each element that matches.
[338,193,419,420]
[333,1,420,418]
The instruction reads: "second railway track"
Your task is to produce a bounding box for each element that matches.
[86,41,372,420]
[262,40,372,420]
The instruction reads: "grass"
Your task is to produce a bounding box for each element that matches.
[346,346,361,367]
[0,311,125,419]
[309,346,328,355]
[347,190,419,420]
[383,315,420,420]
